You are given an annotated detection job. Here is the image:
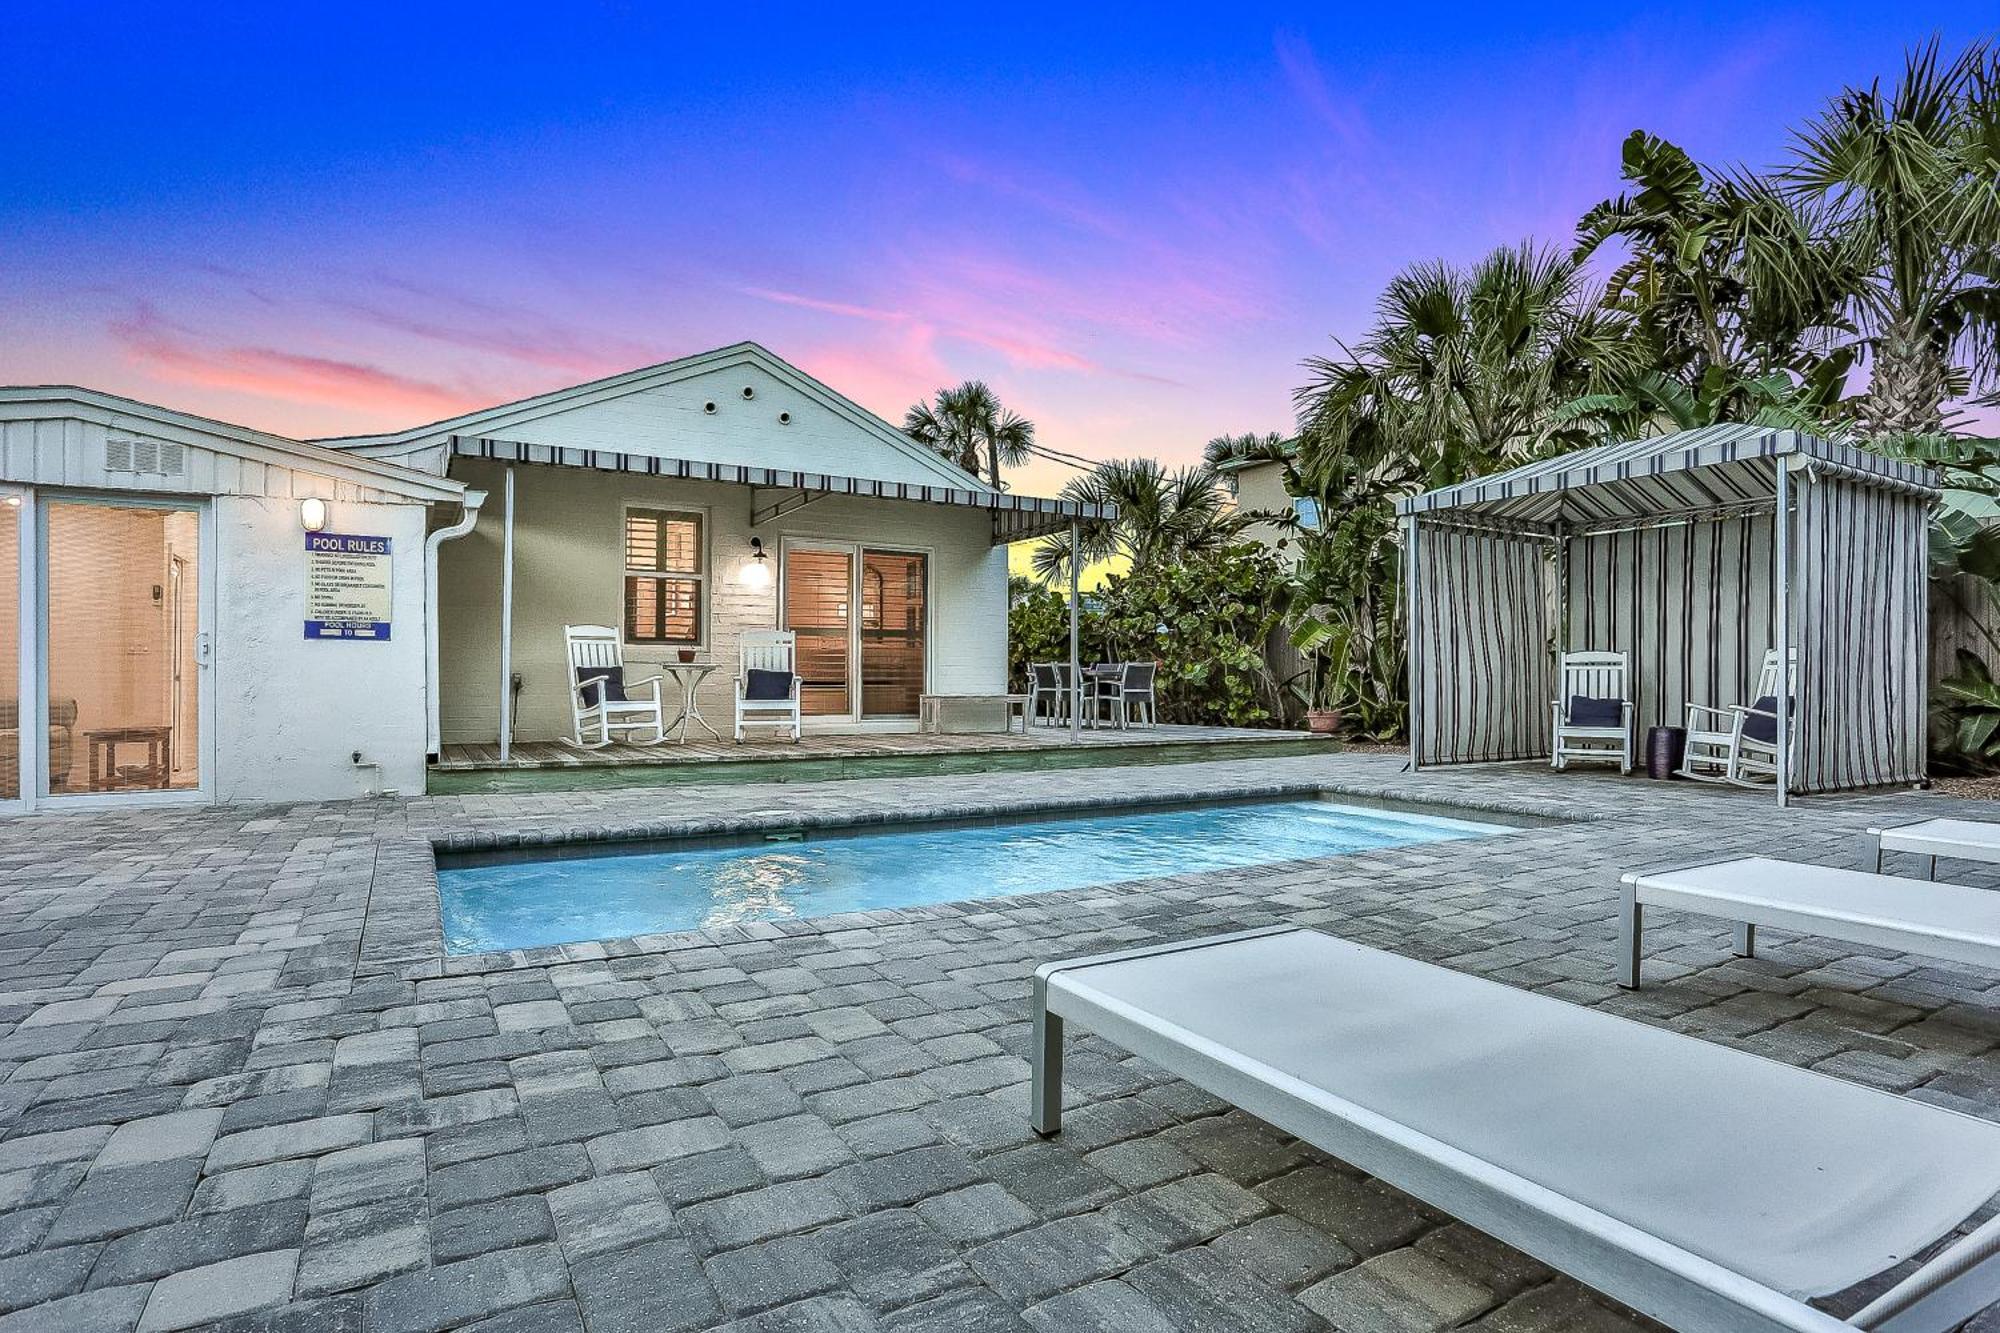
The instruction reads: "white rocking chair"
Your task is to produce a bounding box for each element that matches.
[1679,648,1795,786]
[1551,650,1634,773]
[564,624,665,749]
[735,629,802,742]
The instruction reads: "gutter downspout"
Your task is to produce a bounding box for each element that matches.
[425,489,487,762]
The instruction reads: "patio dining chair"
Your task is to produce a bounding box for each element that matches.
[564,624,666,749]
[1027,662,1066,727]
[1092,661,1157,729]
[1550,650,1633,773]
[1678,648,1794,786]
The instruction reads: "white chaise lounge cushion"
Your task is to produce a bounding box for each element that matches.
[1042,928,2000,1303]
[1873,819,2000,865]
[1627,856,2000,966]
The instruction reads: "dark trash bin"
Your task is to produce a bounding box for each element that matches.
[1646,726,1686,780]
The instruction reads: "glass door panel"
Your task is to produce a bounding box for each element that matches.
[860,551,926,717]
[45,501,201,795]
[0,493,19,802]
[784,546,855,718]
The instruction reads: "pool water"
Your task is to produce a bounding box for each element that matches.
[436,798,1512,954]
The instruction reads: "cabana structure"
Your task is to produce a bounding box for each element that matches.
[1396,425,1939,804]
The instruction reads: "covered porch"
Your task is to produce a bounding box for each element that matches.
[433,434,1112,759]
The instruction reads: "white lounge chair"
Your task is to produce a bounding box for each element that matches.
[735,629,801,742]
[1033,926,2000,1333]
[1551,650,1633,773]
[1870,818,2000,879]
[1680,648,1795,785]
[1619,855,2000,988]
[563,624,665,749]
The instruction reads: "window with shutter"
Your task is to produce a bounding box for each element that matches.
[622,508,704,646]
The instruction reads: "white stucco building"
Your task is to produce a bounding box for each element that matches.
[0,344,1101,810]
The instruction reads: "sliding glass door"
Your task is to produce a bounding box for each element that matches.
[781,541,928,722]
[859,550,926,718]
[42,498,204,799]
[784,545,856,717]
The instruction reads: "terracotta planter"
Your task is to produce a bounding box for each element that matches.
[677,649,698,664]
[1304,708,1342,735]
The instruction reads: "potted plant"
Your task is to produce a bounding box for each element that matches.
[1288,611,1350,735]
[677,648,698,664]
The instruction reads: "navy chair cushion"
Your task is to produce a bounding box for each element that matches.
[578,667,626,705]
[1566,695,1623,728]
[745,668,793,701]
[1742,695,1787,745]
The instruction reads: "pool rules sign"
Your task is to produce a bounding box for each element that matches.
[304,533,393,640]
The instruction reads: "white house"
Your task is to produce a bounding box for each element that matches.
[0,343,1103,809]
[0,386,465,809]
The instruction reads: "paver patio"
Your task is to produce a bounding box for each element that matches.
[0,752,1995,1332]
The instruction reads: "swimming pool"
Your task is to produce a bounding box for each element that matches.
[435,797,1513,954]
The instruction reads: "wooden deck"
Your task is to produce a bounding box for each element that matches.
[434,723,1316,772]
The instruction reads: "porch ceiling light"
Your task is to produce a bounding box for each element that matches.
[299,497,328,532]
[740,536,772,589]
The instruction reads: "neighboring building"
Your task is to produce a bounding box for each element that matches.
[1216,451,1315,561]
[0,343,1101,810]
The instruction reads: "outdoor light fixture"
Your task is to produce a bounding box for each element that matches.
[739,536,772,588]
[299,497,328,532]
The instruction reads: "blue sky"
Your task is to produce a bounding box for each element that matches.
[2,4,1989,493]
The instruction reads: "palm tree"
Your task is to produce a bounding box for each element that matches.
[1572,130,1853,433]
[1784,39,2000,438]
[1296,242,1637,494]
[1030,458,1245,582]
[1201,432,1292,467]
[903,381,1036,489]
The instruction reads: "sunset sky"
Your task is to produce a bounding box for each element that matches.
[2,5,1989,498]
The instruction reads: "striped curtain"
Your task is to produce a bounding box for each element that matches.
[1563,512,1778,745]
[1410,521,1552,765]
[1793,474,1929,792]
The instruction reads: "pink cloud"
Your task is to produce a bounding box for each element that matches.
[331,275,660,376]
[110,304,485,419]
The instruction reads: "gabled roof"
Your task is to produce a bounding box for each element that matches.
[312,340,990,493]
[0,385,466,504]
[1397,424,1938,528]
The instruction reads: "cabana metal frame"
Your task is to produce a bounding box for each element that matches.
[1396,425,1939,805]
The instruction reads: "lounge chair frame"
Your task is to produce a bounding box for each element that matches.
[1034,926,2000,1333]
[1618,856,2000,989]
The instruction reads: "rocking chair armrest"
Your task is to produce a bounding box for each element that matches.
[1683,703,1734,724]
[1728,703,1779,720]
[624,675,663,700]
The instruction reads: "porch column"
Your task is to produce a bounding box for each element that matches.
[1068,519,1081,743]
[499,465,515,763]
[1774,460,1791,809]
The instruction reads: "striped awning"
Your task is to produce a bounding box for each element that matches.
[451,434,1113,544]
[1396,425,1938,529]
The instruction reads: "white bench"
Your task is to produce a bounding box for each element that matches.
[1033,927,2000,1332]
[1620,855,2000,988]
[1871,819,2000,879]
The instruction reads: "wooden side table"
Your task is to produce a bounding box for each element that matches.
[86,726,173,791]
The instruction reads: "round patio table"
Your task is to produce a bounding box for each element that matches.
[661,662,721,743]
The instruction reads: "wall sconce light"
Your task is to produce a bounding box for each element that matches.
[299,497,328,532]
[739,536,772,589]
